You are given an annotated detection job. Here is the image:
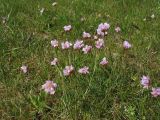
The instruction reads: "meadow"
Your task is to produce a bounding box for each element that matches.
[1,0,160,119]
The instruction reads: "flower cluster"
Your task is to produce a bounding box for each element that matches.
[140,75,160,97]
[20,22,159,98]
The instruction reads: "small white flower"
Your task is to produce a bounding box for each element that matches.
[40,8,45,15]
[115,27,121,32]
[52,2,57,6]
[94,35,98,40]
[151,14,155,19]
[21,65,28,73]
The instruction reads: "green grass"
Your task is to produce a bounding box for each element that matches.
[1,0,160,119]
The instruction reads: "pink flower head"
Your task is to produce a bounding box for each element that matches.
[140,75,150,88]
[63,65,74,76]
[61,41,72,49]
[51,58,58,66]
[98,23,110,31]
[51,39,58,48]
[100,57,108,66]
[42,80,57,95]
[123,41,132,49]
[64,25,72,32]
[95,39,104,49]
[78,66,89,74]
[115,27,121,33]
[151,88,160,97]
[82,45,92,54]
[21,65,27,73]
[104,22,110,29]
[97,22,110,36]
[73,40,84,49]
[83,32,91,39]
[97,28,105,36]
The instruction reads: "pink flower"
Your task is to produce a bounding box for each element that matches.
[21,65,27,73]
[78,66,89,74]
[98,23,110,31]
[140,75,150,88]
[51,40,58,48]
[115,27,121,32]
[61,41,72,49]
[97,28,105,36]
[95,39,104,49]
[83,32,91,38]
[63,65,74,76]
[100,57,108,66]
[151,88,160,97]
[123,41,132,49]
[73,40,84,49]
[51,58,58,66]
[97,22,110,36]
[42,80,57,95]
[82,45,92,54]
[64,25,72,32]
